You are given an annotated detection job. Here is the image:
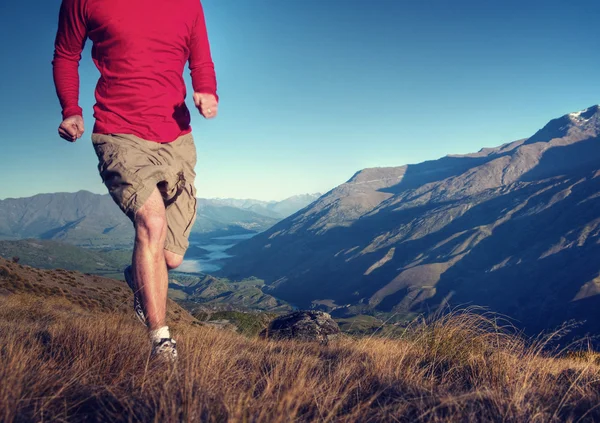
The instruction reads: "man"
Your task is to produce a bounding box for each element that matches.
[53,0,218,362]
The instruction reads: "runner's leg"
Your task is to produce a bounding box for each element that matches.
[133,187,169,331]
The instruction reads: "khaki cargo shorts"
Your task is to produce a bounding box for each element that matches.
[91,132,197,256]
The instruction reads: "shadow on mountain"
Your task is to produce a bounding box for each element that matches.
[378,156,497,194]
[333,178,572,304]
[39,217,85,240]
[427,244,600,341]
[519,136,600,182]
[523,115,573,146]
[420,178,600,338]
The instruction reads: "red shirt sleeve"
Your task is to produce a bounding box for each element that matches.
[189,1,218,101]
[53,0,88,119]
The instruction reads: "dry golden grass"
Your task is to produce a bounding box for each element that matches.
[1,294,600,422]
[0,257,195,325]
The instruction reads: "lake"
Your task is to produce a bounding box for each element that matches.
[178,233,256,274]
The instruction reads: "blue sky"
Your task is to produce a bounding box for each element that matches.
[0,0,599,201]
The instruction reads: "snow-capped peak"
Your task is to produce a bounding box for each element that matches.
[568,105,600,122]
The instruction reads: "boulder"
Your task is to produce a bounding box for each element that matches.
[260,311,341,343]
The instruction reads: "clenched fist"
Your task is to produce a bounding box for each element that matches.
[58,115,85,142]
[193,93,218,119]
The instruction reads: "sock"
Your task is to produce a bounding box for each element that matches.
[149,326,170,343]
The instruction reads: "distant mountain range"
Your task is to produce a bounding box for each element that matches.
[205,194,322,219]
[221,105,600,337]
[0,192,320,248]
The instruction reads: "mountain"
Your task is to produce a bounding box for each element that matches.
[204,194,322,219]
[268,193,323,217]
[220,105,600,337]
[194,199,279,237]
[0,191,318,248]
[0,191,132,247]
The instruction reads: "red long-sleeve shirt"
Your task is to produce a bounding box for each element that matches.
[53,0,218,143]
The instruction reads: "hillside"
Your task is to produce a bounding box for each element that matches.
[0,239,131,278]
[221,105,600,338]
[0,256,195,324]
[169,273,292,313]
[2,258,600,422]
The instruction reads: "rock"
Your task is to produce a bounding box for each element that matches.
[260,311,341,343]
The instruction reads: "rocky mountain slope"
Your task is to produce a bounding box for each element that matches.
[221,105,600,336]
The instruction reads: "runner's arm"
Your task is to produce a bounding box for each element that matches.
[52,0,88,119]
[188,0,218,101]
